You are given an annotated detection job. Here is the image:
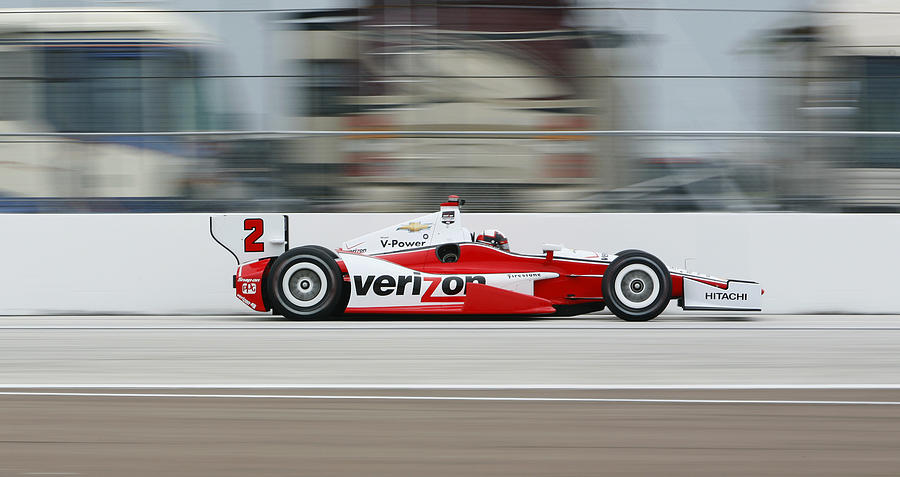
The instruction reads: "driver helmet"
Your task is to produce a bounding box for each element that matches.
[476,229,509,251]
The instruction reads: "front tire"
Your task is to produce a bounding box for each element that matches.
[268,246,342,320]
[602,250,671,322]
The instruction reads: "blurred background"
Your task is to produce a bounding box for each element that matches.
[0,0,898,213]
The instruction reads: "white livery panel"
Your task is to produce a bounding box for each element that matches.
[340,204,471,256]
[210,214,288,265]
[340,253,557,309]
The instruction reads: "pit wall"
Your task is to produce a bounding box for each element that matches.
[1,213,892,315]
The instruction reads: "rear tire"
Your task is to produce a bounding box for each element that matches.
[299,245,351,315]
[268,246,342,320]
[602,250,671,322]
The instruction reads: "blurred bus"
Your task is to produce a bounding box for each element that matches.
[762,1,900,210]
[0,8,233,211]
[273,1,627,211]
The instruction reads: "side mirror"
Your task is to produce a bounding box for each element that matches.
[542,243,562,259]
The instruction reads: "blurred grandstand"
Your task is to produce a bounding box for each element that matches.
[0,1,899,212]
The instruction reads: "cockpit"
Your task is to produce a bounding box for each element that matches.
[475,229,510,252]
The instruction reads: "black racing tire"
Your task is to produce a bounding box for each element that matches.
[299,245,351,316]
[333,281,351,316]
[268,246,343,320]
[602,250,671,322]
[304,245,339,259]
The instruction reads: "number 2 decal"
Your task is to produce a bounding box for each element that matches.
[244,218,264,252]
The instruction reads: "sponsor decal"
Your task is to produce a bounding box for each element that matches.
[441,210,455,225]
[705,292,748,301]
[507,272,542,279]
[237,276,260,305]
[380,238,428,248]
[236,294,257,310]
[353,273,486,301]
[396,221,432,232]
[341,242,367,254]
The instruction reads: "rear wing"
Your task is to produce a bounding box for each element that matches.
[210,214,289,265]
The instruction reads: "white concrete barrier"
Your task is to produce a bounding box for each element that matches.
[0,213,894,315]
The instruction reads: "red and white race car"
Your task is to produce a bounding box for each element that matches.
[211,196,761,321]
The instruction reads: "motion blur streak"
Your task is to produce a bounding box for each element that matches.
[1,390,899,476]
[2,1,900,212]
[2,1,900,475]
[2,316,900,475]
[1,315,899,386]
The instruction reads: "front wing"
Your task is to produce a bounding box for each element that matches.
[680,277,762,311]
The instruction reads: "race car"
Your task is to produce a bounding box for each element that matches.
[210,195,761,321]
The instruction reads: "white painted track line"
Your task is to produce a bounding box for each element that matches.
[3,314,900,330]
[1,391,899,406]
[1,384,900,390]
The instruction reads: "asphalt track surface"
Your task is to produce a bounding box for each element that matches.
[1,314,900,475]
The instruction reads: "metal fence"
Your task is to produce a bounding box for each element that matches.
[0,129,898,213]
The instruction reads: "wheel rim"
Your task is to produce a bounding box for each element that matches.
[281,262,328,308]
[613,263,660,309]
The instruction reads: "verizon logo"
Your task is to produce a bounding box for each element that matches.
[354,274,486,302]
